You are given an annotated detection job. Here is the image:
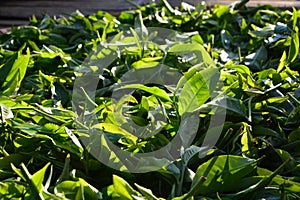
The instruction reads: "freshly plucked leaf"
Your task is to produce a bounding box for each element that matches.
[0,47,30,95]
[287,27,299,64]
[0,1,299,199]
[177,72,209,115]
[192,155,257,194]
[31,163,51,193]
[120,84,172,102]
[113,175,139,200]
[205,96,247,118]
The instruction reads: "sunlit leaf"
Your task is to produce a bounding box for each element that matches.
[192,155,257,195]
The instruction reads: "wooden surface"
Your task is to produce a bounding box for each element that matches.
[1,0,300,28]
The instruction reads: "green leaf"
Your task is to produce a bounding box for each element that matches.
[277,51,287,73]
[287,27,299,64]
[64,127,84,152]
[275,149,296,170]
[178,72,210,115]
[241,124,253,154]
[252,126,283,139]
[55,178,102,199]
[131,60,160,69]
[113,175,139,200]
[40,33,68,47]
[205,96,247,118]
[225,158,293,199]
[168,42,215,67]
[292,7,299,31]
[11,25,40,40]
[140,96,149,113]
[178,66,219,92]
[31,163,51,193]
[120,84,172,102]
[249,24,275,38]
[192,155,257,195]
[286,106,300,125]
[12,121,53,136]
[213,5,230,18]
[257,167,300,193]
[134,183,160,200]
[181,145,210,165]
[92,123,135,137]
[10,163,26,181]
[127,114,149,127]
[20,163,44,200]
[0,47,30,95]
[225,64,250,75]
[56,154,71,185]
